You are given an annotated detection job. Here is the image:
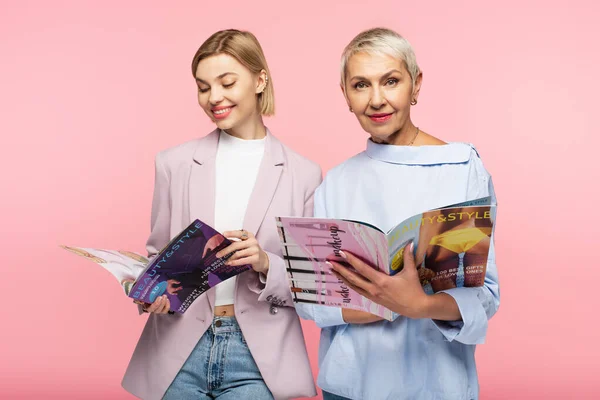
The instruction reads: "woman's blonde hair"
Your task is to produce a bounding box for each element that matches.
[340,28,421,88]
[191,29,275,116]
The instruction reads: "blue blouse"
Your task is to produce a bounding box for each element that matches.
[296,140,500,400]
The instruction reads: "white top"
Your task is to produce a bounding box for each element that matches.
[213,130,266,306]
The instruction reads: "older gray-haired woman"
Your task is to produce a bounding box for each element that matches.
[296,27,500,400]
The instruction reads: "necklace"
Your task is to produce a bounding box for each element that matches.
[407,126,420,146]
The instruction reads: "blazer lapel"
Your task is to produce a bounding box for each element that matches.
[242,130,285,236]
[189,129,220,311]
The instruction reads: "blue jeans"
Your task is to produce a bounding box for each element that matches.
[163,316,273,399]
[323,391,352,400]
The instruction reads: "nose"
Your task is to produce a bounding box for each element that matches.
[369,86,385,109]
[208,86,224,105]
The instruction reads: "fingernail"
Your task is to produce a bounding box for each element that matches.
[325,261,333,267]
[338,251,347,259]
[410,242,414,251]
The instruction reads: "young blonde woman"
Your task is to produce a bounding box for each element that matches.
[296,28,500,400]
[122,29,319,400]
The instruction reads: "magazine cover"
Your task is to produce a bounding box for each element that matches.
[61,219,252,313]
[277,197,496,321]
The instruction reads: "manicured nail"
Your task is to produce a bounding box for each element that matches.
[338,251,347,259]
[410,242,414,251]
[325,261,333,267]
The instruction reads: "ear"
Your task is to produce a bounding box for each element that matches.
[256,69,268,94]
[412,71,423,102]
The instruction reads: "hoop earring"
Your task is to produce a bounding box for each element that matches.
[410,99,418,106]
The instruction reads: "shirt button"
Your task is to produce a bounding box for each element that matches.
[270,306,278,315]
[215,320,222,327]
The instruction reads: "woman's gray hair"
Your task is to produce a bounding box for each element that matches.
[340,28,421,87]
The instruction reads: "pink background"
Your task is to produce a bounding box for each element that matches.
[1,0,598,398]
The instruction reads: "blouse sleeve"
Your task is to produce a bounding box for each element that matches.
[432,148,501,344]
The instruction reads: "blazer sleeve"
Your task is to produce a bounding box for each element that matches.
[146,152,172,260]
[136,152,172,315]
[249,163,323,308]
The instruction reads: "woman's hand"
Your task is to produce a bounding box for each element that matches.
[135,295,171,314]
[216,230,269,274]
[329,243,431,319]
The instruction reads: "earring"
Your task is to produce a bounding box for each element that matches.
[259,76,268,94]
[410,99,418,106]
[349,107,353,113]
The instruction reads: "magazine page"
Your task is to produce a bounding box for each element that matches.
[276,217,395,320]
[128,219,252,313]
[386,200,496,295]
[60,246,147,295]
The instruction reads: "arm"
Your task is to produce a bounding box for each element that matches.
[428,155,502,343]
[293,174,381,326]
[432,236,499,344]
[429,162,500,343]
[146,152,172,261]
[245,164,324,308]
[136,153,172,315]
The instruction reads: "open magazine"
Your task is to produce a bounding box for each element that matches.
[61,219,251,313]
[276,197,496,321]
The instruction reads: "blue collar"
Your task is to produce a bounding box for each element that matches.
[365,139,473,165]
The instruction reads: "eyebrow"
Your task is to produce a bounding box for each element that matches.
[350,69,403,81]
[195,72,239,84]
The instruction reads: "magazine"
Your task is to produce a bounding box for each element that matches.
[61,219,251,313]
[276,197,496,321]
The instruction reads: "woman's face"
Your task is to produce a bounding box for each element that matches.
[343,52,421,143]
[195,53,265,132]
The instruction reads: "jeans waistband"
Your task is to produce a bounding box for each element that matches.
[210,316,241,333]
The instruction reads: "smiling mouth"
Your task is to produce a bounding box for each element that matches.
[368,113,393,123]
[212,106,235,119]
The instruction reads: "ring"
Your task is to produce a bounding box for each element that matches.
[240,229,249,240]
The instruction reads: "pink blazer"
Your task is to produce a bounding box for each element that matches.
[122,129,321,400]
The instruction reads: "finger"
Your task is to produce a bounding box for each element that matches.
[222,230,255,240]
[339,250,384,284]
[146,297,163,313]
[216,240,254,259]
[226,247,256,262]
[402,242,417,272]
[227,255,258,267]
[329,260,375,294]
[331,270,372,299]
[155,296,168,314]
[159,297,171,314]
